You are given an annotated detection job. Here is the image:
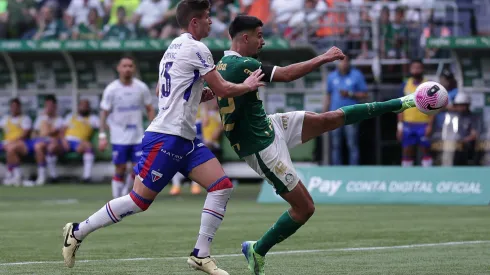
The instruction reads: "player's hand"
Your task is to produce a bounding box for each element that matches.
[244,69,265,91]
[396,129,402,142]
[98,133,108,151]
[424,125,432,137]
[324,46,345,62]
[200,87,215,103]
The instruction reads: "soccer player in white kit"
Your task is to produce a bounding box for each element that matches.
[61,1,264,274]
[98,56,156,198]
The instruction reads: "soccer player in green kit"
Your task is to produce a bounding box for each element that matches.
[215,16,417,275]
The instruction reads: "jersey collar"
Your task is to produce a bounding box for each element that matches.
[181,32,197,40]
[224,50,242,57]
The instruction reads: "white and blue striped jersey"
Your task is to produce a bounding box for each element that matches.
[146,33,215,141]
[100,78,152,145]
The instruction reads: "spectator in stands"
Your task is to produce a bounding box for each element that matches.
[103,0,140,25]
[202,99,224,161]
[66,0,105,26]
[287,0,327,40]
[1,98,32,186]
[379,6,392,58]
[390,7,409,59]
[209,0,238,38]
[7,0,38,38]
[269,0,303,35]
[72,7,101,39]
[60,99,99,182]
[160,0,180,38]
[323,55,368,165]
[440,69,458,103]
[450,92,478,145]
[420,15,451,59]
[31,95,64,185]
[397,60,433,167]
[27,3,63,40]
[132,0,170,38]
[101,6,134,40]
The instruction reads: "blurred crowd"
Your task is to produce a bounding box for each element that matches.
[0,0,488,56]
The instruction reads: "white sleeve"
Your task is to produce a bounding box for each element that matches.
[100,86,113,111]
[90,115,100,128]
[21,116,32,130]
[142,84,153,106]
[134,2,144,15]
[63,114,72,127]
[33,117,41,131]
[189,43,215,76]
[66,1,76,17]
[54,117,64,130]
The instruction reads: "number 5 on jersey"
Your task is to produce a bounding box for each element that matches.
[218,97,235,132]
[160,62,173,97]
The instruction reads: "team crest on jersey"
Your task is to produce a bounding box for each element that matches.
[285,173,295,184]
[151,170,163,182]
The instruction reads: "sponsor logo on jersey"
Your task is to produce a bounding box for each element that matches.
[281,116,289,130]
[274,161,288,175]
[197,143,204,147]
[196,52,209,68]
[151,170,163,182]
[160,149,183,161]
[285,173,295,184]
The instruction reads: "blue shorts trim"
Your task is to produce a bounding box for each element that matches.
[402,122,430,148]
[112,144,142,165]
[67,140,80,152]
[133,132,216,193]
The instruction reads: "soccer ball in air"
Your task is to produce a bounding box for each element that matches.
[414,81,449,115]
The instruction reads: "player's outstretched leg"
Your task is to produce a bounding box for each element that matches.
[187,158,233,275]
[302,93,416,143]
[61,177,155,268]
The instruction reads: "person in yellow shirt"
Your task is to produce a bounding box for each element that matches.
[396,60,434,167]
[60,99,99,182]
[1,98,33,186]
[202,99,223,160]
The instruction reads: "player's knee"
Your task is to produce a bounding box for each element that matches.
[207,176,234,192]
[129,190,153,211]
[305,202,316,219]
[115,165,126,175]
[34,142,44,152]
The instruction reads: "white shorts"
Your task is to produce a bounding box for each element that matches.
[243,111,305,194]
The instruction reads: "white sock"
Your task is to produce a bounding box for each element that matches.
[111,174,125,199]
[46,155,58,178]
[172,173,184,187]
[121,173,135,197]
[82,152,94,179]
[422,157,433,167]
[37,166,46,180]
[193,177,233,258]
[402,159,414,167]
[73,192,151,240]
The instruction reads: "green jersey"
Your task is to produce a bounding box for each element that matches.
[216,51,275,158]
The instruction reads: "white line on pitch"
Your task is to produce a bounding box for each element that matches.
[1,240,489,267]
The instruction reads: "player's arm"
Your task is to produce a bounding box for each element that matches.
[202,69,264,98]
[145,105,156,121]
[99,86,113,140]
[267,46,345,83]
[20,116,32,140]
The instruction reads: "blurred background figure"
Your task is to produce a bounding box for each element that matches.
[29,95,64,186]
[324,54,368,165]
[1,98,32,186]
[72,7,101,39]
[65,0,104,27]
[101,6,134,40]
[132,0,170,38]
[397,60,433,167]
[60,99,99,182]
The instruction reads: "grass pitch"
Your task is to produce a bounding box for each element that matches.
[0,183,489,275]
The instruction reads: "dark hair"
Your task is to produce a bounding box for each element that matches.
[120,55,135,63]
[229,15,264,39]
[44,94,57,104]
[176,0,210,29]
[410,59,424,66]
[9,98,21,106]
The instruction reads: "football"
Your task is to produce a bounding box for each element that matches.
[414,81,449,115]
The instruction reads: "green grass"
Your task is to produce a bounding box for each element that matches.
[0,184,489,274]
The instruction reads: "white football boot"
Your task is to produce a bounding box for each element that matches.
[62,223,82,268]
[187,255,229,275]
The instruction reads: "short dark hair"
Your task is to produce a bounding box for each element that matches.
[229,15,263,39]
[9,98,21,106]
[410,59,424,66]
[176,0,210,29]
[44,94,57,104]
[120,55,135,63]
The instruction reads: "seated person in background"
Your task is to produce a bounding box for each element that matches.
[60,99,99,182]
[101,6,134,40]
[132,0,170,38]
[30,95,64,186]
[72,7,101,40]
[31,4,63,40]
[1,98,33,186]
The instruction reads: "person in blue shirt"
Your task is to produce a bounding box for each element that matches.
[323,55,368,165]
[434,69,458,130]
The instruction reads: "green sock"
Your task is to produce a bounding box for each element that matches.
[340,99,402,125]
[254,211,303,256]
